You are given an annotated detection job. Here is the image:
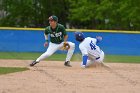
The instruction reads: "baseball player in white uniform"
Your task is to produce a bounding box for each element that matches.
[74,31,106,68]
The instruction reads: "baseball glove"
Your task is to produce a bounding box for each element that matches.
[62,42,70,50]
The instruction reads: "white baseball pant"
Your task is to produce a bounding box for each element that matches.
[36,42,75,62]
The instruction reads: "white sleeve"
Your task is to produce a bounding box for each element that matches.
[79,45,88,56]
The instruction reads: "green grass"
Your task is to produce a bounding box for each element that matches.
[0,52,41,60]
[0,67,29,75]
[104,55,140,63]
[0,52,140,63]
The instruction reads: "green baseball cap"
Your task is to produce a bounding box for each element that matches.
[48,15,58,22]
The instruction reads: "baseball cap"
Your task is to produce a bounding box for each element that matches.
[48,15,58,22]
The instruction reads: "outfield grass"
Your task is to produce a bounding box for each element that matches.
[0,67,29,75]
[0,52,140,63]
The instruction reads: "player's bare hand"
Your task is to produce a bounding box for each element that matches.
[96,36,102,41]
[44,42,48,47]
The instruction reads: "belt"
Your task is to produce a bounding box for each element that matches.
[51,42,62,44]
[96,57,100,60]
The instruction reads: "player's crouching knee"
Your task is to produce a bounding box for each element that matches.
[69,42,75,49]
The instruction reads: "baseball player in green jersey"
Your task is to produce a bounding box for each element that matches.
[30,15,75,67]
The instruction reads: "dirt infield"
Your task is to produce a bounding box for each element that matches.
[0,59,139,93]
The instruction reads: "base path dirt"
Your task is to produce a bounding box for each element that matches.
[0,59,140,93]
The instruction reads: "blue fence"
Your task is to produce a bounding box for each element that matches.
[0,28,140,55]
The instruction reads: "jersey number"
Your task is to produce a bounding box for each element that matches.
[90,40,96,50]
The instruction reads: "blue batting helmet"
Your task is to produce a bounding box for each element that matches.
[74,31,85,42]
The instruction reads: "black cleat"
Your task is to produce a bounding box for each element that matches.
[64,61,72,67]
[30,60,39,66]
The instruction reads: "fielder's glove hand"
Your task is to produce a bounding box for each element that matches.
[62,42,70,50]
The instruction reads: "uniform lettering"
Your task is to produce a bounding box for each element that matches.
[50,32,62,37]
[55,32,62,37]
[50,34,55,37]
[90,40,96,50]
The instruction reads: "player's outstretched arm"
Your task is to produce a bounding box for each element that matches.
[96,36,102,43]
[64,35,68,42]
[44,34,49,47]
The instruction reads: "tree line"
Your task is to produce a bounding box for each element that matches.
[0,0,139,30]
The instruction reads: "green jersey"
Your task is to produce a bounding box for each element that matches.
[44,23,67,44]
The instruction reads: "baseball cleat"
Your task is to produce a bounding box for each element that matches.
[30,60,39,66]
[64,61,72,67]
